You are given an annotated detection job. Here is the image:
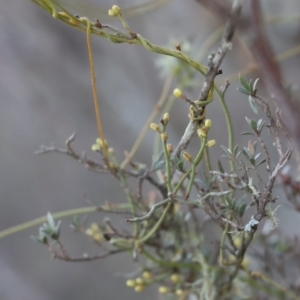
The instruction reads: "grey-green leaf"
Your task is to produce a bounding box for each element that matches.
[239,74,250,91]
[249,95,258,114]
[237,87,251,96]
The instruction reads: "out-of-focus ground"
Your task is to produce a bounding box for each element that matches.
[0,0,299,299]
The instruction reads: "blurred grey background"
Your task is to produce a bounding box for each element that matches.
[0,0,300,299]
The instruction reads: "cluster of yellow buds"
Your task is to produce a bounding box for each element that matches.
[126,271,185,296]
[197,119,211,138]
[126,271,153,293]
[197,119,216,149]
[158,273,183,295]
[85,223,103,242]
[108,5,121,17]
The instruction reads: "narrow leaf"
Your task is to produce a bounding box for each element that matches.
[239,74,250,91]
[47,212,55,229]
[248,140,255,158]
[254,153,261,160]
[218,160,225,173]
[257,158,266,167]
[249,95,258,114]
[253,78,260,92]
[239,203,247,217]
[220,145,232,156]
[234,145,239,156]
[250,119,257,131]
[225,196,232,208]
[237,87,251,96]
[242,148,250,160]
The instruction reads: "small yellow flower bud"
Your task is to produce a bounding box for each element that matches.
[135,278,144,285]
[108,9,115,16]
[241,256,250,269]
[90,223,99,231]
[134,285,145,292]
[108,147,115,154]
[86,223,103,242]
[173,88,183,98]
[183,151,193,163]
[85,228,93,236]
[163,112,170,124]
[159,286,169,294]
[96,138,108,149]
[111,5,121,15]
[161,132,168,142]
[91,144,101,152]
[93,232,103,242]
[142,271,153,280]
[233,236,242,249]
[166,143,173,154]
[197,128,207,139]
[229,255,236,264]
[170,274,181,284]
[175,289,183,296]
[207,140,216,147]
[150,123,160,132]
[205,119,212,130]
[126,279,136,287]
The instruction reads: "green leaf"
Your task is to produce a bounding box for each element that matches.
[152,151,164,168]
[40,226,53,237]
[234,145,239,156]
[239,203,247,217]
[225,196,233,208]
[239,74,250,91]
[250,119,257,131]
[254,153,261,160]
[257,158,266,167]
[242,148,250,160]
[245,117,251,126]
[253,141,258,152]
[249,79,253,92]
[171,156,184,172]
[248,95,258,114]
[236,150,243,159]
[241,132,255,136]
[253,78,260,94]
[152,160,165,171]
[237,87,251,96]
[220,145,232,156]
[31,235,48,245]
[257,119,265,133]
[47,212,55,229]
[218,160,225,173]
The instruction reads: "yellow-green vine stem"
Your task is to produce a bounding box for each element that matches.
[0,204,130,240]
